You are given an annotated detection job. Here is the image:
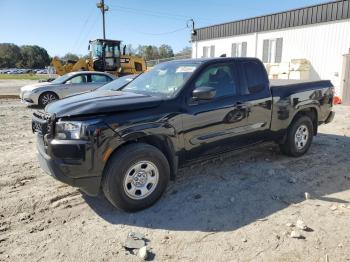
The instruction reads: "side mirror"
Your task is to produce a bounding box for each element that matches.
[192,86,216,101]
[66,80,72,85]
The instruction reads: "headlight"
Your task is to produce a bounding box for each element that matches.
[55,121,82,140]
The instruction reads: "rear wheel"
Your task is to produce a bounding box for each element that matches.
[102,143,170,212]
[279,115,314,157]
[38,92,58,107]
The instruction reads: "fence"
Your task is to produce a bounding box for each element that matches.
[146,54,192,68]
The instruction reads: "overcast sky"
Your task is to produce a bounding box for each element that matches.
[0,0,326,56]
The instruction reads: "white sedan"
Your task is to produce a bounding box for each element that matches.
[20,71,116,107]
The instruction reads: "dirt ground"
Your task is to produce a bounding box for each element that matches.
[1,98,350,262]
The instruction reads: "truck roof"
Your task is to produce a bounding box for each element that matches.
[166,57,263,65]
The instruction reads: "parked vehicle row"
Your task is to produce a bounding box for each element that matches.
[31,57,335,212]
[0,68,49,74]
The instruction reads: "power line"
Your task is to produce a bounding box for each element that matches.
[108,3,264,23]
[71,5,96,53]
[108,4,191,19]
[131,26,188,36]
[74,13,100,54]
[109,8,186,21]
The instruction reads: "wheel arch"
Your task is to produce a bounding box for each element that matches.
[104,134,178,180]
[290,106,318,135]
[38,91,60,105]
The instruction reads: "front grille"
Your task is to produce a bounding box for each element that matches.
[32,111,55,136]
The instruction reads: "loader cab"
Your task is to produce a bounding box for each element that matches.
[89,39,121,72]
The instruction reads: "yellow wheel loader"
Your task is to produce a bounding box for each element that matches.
[51,39,146,76]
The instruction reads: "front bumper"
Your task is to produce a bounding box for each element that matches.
[36,134,102,196]
[20,91,38,105]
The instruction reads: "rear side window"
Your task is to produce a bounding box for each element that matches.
[195,64,237,98]
[91,74,110,83]
[238,61,268,95]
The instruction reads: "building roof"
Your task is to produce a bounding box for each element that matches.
[192,0,350,42]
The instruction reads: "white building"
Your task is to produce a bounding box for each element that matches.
[191,0,350,101]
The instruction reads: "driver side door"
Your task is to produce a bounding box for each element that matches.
[60,74,88,98]
[182,62,251,160]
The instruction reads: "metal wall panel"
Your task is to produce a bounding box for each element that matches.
[192,0,350,41]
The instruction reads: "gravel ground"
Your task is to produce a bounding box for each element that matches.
[0,80,37,96]
[1,99,350,262]
[0,79,38,96]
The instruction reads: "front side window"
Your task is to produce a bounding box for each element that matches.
[122,62,199,98]
[195,64,237,98]
[69,75,87,84]
[91,74,110,83]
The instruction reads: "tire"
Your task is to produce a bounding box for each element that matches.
[279,115,314,157]
[38,92,59,108]
[102,143,170,212]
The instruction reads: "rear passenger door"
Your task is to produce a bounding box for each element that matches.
[89,74,113,90]
[235,60,272,138]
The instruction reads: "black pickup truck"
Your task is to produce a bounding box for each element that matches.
[32,58,335,211]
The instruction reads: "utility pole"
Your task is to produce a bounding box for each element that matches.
[96,0,109,39]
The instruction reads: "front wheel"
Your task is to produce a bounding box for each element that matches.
[102,143,170,212]
[38,92,58,107]
[279,115,314,157]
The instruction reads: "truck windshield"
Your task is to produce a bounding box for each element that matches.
[98,75,137,91]
[122,62,199,98]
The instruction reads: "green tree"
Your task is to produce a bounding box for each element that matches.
[158,44,174,59]
[61,52,80,61]
[176,46,192,57]
[20,45,51,68]
[0,43,22,68]
[124,44,135,55]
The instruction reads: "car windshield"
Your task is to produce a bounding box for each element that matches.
[98,75,137,91]
[51,73,75,84]
[121,62,199,98]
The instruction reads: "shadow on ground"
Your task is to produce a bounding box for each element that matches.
[83,133,350,232]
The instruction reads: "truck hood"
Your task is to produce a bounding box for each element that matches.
[45,90,163,118]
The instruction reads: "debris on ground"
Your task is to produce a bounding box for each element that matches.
[330,205,338,211]
[123,232,151,260]
[286,223,295,228]
[124,232,146,250]
[138,246,148,260]
[296,219,307,230]
[290,230,304,239]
